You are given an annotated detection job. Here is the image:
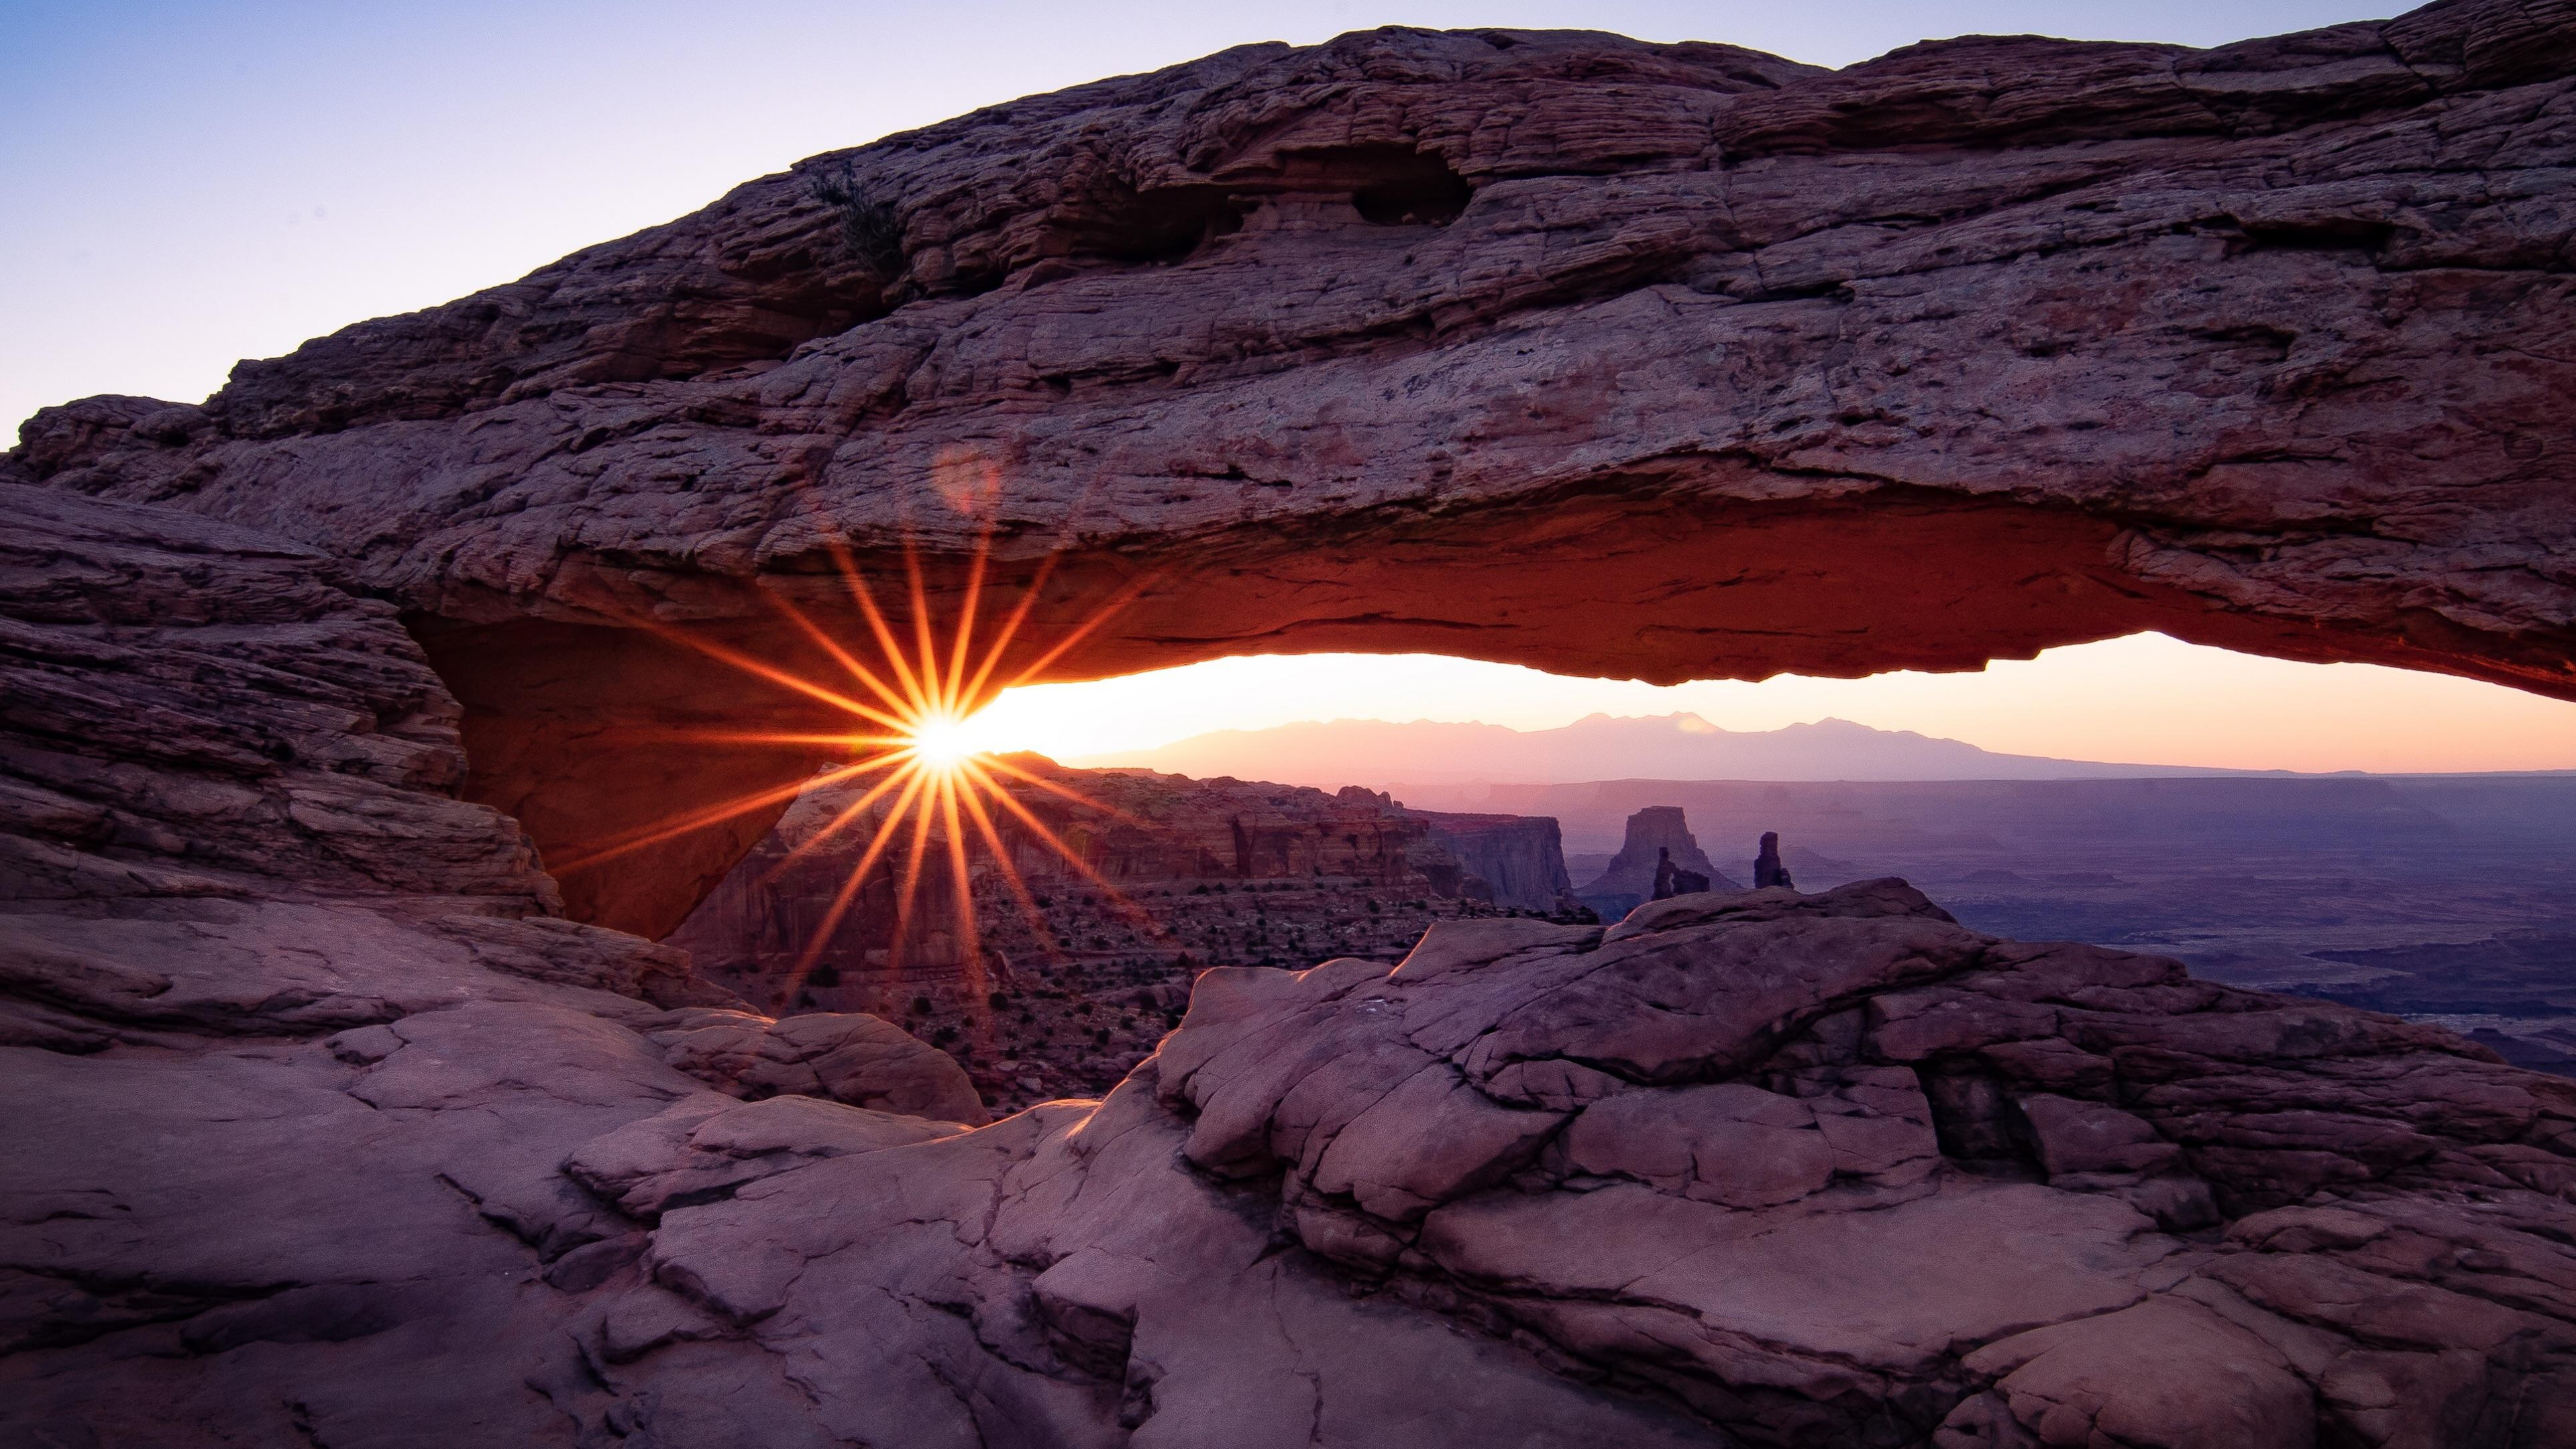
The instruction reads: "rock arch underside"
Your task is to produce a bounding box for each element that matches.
[15,0,2576,937]
[7,3,2576,1446]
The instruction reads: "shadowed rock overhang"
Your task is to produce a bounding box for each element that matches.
[10,0,2575,934]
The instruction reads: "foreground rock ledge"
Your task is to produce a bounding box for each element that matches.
[11,0,2576,934]
[5,488,2573,1446]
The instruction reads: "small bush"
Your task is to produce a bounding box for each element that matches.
[808,159,905,274]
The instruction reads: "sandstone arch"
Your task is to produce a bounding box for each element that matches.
[12,0,2574,935]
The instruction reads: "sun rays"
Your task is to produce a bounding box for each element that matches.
[551,529,1159,1012]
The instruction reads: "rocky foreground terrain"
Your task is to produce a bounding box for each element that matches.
[1472,775,2576,1079]
[9,489,2576,1446]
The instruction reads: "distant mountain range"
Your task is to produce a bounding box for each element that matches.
[1069,713,2283,787]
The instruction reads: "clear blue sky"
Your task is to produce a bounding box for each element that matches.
[21,2,2561,774]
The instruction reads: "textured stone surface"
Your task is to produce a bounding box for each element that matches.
[0,484,549,916]
[637,1005,989,1124]
[11,3,2576,1439]
[664,759,1542,1114]
[466,882,2576,1446]
[0,489,994,1444]
[8,490,2576,1444]
[1410,808,1581,912]
[11,0,2576,934]
[1114,883,2576,1446]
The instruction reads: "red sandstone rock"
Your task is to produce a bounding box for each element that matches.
[665,759,1508,998]
[664,759,1542,1112]
[10,1,2575,936]
[7,487,2576,1445]
[639,1006,989,1124]
[0,489,994,1442]
[564,1095,966,1220]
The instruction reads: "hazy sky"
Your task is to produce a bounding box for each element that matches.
[965,636,2576,773]
[11,1,2570,773]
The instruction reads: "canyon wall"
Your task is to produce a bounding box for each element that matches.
[1411,809,1578,912]
[8,0,2575,933]
[668,763,1465,1003]
[662,762,1538,1108]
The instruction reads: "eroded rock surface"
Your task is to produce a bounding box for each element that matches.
[638,1005,988,1124]
[7,488,2575,1444]
[665,759,1545,1114]
[0,488,989,1444]
[10,0,2575,934]
[530,883,2576,1448]
[1410,808,1582,912]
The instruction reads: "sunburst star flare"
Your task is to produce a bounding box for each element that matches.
[553,533,1161,1024]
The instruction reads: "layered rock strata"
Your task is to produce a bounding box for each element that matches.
[11,0,2576,932]
[665,762,1540,1112]
[1410,808,1582,912]
[0,488,983,1442]
[7,488,2574,1444]
[667,762,1497,1002]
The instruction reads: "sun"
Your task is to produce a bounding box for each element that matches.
[906,712,979,768]
[549,520,1159,1018]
